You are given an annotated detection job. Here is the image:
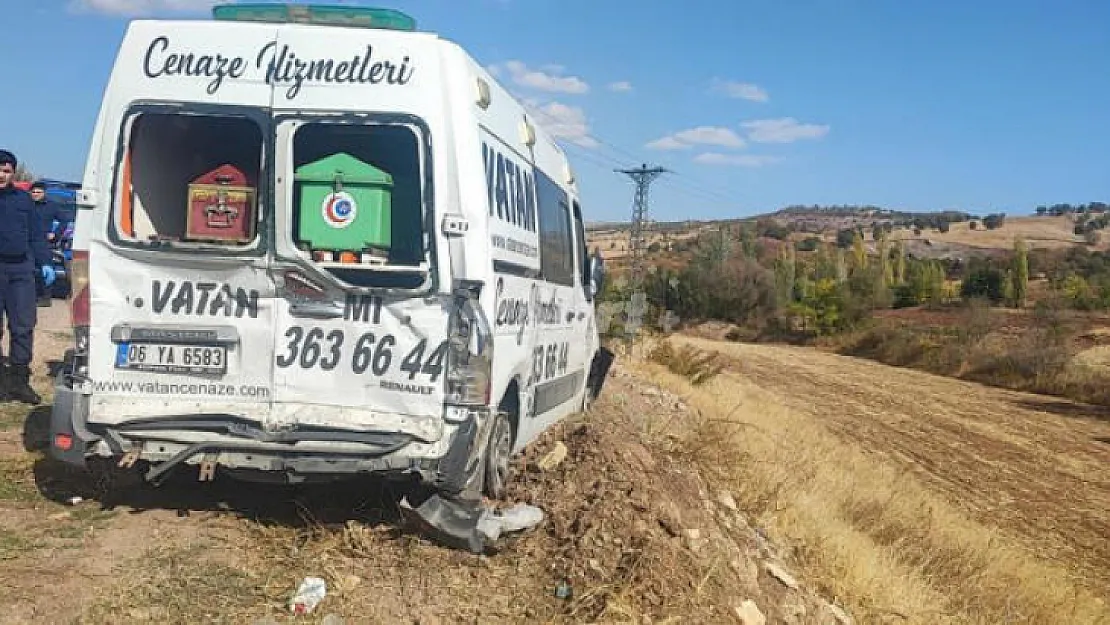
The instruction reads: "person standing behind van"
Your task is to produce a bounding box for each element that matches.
[29,181,61,307]
[0,150,54,404]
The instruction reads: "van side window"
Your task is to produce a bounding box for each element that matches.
[572,201,591,300]
[536,171,574,286]
[115,112,263,248]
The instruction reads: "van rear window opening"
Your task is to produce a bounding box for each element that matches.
[117,112,263,248]
[114,112,427,279]
[290,122,425,271]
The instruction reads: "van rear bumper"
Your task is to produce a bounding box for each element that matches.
[47,374,492,495]
[48,372,100,468]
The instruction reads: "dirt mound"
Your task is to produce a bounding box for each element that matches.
[493,370,849,624]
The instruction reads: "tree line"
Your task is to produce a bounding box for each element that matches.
[602,226,1094,340]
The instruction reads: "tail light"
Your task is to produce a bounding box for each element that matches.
[69,249,90,355]
[69,250,90,326]
[445,281,493,407]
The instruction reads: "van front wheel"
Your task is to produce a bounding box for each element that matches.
[483,410,513,500]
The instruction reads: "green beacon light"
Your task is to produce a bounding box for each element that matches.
[212,3,417,31]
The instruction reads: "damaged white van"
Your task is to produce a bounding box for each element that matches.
[49,3,610,504]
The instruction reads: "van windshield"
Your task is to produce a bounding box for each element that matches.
[113,110,265,251]
[283,118,430,289]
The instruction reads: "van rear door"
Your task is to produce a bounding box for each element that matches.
[263,25,449,438]
[266,115,448,439]
[85,24,280,429]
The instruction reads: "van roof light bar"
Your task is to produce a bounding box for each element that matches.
[212,3,417,31]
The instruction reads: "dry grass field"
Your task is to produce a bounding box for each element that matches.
[890,215,1092,251]
[640,335,1110,624]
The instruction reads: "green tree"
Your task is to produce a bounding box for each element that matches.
[698,229,732,268]
[894,242,907,284]
[1012,237,1029,307]
[1003,269,1016,307]
[852,230,868,269]
[795,236,820,252]
[788,277,844,335]
[836,228,856,249]
[739,223,757,258]
[1062,274,1094,310]
[774,245,797,308]
[983,213,1006,230]
[961,261,1006,303]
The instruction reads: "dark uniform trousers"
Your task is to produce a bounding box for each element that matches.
[0,257,35,366]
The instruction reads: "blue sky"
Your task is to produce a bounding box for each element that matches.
[3,0,1108,223]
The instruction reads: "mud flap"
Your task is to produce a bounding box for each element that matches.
[587,346,615,400]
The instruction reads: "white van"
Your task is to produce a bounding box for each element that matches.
[48,3,609,502]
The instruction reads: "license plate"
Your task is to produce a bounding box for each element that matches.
[115,342,227,374]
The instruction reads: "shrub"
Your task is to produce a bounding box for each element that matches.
[795,236,821,252]
[671,256,779,326]
[961,261,1006,302]
[758,220,792,241]
[648,341,724,386]
[836,228,857,249]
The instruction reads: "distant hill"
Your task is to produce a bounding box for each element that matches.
[586,202,1110,265]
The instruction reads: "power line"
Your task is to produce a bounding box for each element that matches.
[529,105,749,206]
[552,137,744,210]
[522,103,759,219]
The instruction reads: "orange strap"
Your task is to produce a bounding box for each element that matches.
[120,148,134,237]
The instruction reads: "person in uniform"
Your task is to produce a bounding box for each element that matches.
[0,150,55,404]
[29,181,62,307]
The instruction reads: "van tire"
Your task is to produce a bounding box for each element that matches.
[482,410,513,500]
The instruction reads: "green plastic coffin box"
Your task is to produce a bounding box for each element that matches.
[294,153,392,253]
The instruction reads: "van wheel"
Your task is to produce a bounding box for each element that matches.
[483,410,513,500]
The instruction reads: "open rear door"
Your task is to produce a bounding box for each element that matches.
[84,24,281,430]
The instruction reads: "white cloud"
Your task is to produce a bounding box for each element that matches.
[694,153,782,167]
[524,99,599,149]
[608,81,634,93]
[711,79,769,102]
[489,60,589,95]
[646,126,746,151]
[742,117,830,143]
[645,136,688,151]
[69,0,217,14]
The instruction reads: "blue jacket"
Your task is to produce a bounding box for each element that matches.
[33,199,64,239]
[0,185,50,268]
